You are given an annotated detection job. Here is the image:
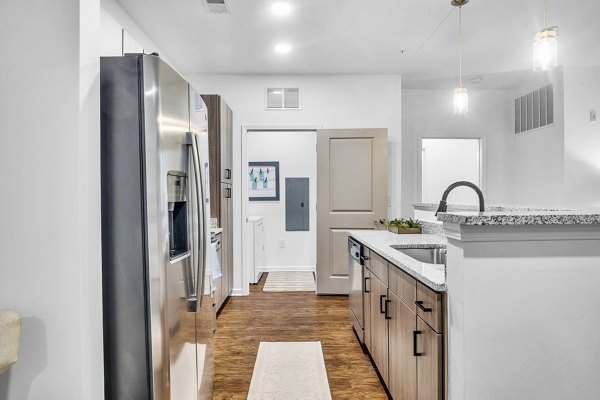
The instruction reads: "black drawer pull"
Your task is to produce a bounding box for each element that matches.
[380,295,386,314]
[413,331,423,357]
[385,299,391,320]
[364,277,370,293]
[415,300,432,312]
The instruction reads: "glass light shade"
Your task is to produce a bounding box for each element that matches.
[533,28,558,71]
[453,87,469,114]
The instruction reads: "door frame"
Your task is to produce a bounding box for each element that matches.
[416,135,486,204]
[240,125,321,295]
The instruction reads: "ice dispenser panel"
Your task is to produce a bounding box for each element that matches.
[167,171,189,260]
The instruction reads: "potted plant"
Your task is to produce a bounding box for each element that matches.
[386,218,422,234]
[374,219,388,230]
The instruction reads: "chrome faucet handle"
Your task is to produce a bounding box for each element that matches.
[435,200,448,216]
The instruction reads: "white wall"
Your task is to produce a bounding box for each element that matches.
[507,68,566,208]
[402,89,514,216]
[186,73,402,294]
[563,66,600,209]
[402,69,574,216]
[101,0,173,66]
[446,230,600,400]
[0,1,103,399]
[247,131,317,270]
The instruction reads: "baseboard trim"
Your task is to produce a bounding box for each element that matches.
[258,266,316,273]
[230,288,244,297]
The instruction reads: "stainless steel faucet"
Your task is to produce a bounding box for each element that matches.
[435,181,485,216]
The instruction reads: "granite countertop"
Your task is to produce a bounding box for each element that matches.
[437,211,600,226]
[349,230,447,292]
[413,202,564,212]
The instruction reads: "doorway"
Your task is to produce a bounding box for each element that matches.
[244,129,318,293]
[420,138,483,204]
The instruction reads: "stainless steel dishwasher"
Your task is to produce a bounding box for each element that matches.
[348,237,366,343]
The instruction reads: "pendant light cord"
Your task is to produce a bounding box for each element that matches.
[459,6,463,88]
[544,0,547,28]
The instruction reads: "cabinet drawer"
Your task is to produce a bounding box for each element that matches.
[388,265,416,312]
[416,282,443,334]
[367,250,388,285]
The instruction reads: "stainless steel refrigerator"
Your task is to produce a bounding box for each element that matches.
[101,54,214,399]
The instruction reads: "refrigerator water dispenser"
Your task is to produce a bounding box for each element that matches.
[167,171,189,259]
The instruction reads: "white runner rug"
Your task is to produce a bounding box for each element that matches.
[263,271,316,292]
[248,342,332,400]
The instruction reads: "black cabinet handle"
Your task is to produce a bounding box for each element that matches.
[385,299,391,320]
[360,255,369,265]
[225,188,232,198]
[380,295,386,314]
[300,202,304,207]
[413,331,423,356]
[364,277,370,293]
[415,300,432,312]
[225,168,231,179]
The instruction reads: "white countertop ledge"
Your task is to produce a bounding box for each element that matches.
[349,230,447,292]
[437,210,600,226]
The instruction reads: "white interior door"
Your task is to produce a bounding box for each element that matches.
[316,128,388,294]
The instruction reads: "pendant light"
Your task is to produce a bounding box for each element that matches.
[452,0,469,115]
[533,0,559,71]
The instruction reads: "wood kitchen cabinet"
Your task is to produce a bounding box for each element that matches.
[416,317,443,400]
[362,245,446,400]
[203,94,233,314]
[363,266,372,351]
[369,273,389,385]
[219,184,232,309]
[388,291,417,400]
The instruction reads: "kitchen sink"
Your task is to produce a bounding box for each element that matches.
[390,246,446,265]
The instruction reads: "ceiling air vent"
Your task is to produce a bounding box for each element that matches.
[515,84,554,134]
[266,87,301,110]
[203,0,230,14]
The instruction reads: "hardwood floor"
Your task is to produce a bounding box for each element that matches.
[213,274,388,399]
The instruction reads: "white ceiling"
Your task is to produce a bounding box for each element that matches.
[115,0,600,86]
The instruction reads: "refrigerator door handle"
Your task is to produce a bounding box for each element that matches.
[187,132,208,311]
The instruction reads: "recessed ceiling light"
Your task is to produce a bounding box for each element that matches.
[271,2,292,16]
[274,43,292,54]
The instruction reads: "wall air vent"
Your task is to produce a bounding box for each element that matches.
[515,84,554,134]
[203,0,230,14]
[266,87,301,110]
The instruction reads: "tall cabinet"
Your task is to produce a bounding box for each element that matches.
[202,94,233,313]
